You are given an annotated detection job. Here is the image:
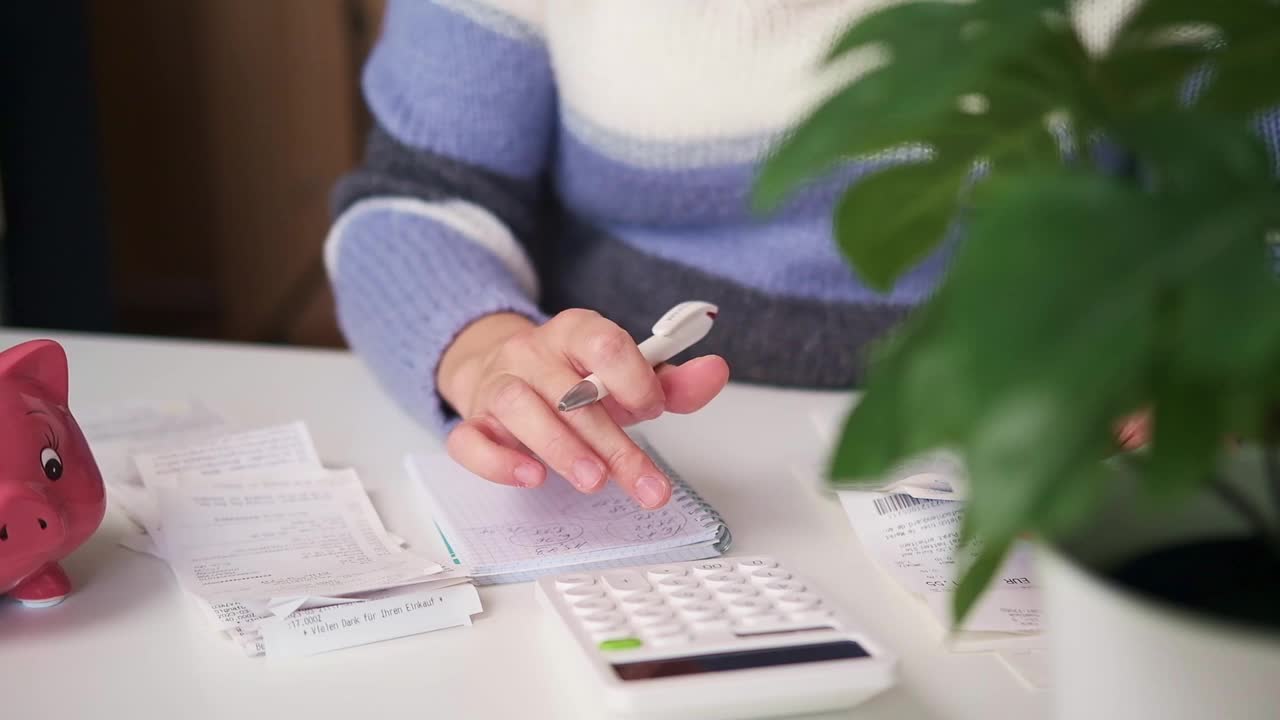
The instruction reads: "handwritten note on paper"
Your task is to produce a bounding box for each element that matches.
[258,583,483,658]
[837,490,1042,634]
[409,451,718,573]
[156,469,443,603]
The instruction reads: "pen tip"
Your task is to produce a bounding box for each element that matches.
[558,381,599,412]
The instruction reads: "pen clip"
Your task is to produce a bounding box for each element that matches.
[651,301,719,340]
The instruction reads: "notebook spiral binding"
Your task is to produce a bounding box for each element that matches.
[643,437,734,554]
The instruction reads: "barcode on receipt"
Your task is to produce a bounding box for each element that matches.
[873,493,947,515]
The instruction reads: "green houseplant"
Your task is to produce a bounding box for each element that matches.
[756,0,1280,715]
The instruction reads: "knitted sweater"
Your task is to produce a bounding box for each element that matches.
[326,0,1280,434]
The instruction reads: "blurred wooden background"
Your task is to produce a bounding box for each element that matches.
[87,0,387,346]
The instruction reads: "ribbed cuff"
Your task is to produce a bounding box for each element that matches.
[330,207,547,434]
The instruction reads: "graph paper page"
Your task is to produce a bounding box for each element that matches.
[406,448,720,572]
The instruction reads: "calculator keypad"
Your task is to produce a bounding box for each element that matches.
[602,571,649,594]
[645,566,687,580]
[551,557,838,650]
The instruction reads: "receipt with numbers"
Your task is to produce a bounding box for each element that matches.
[837,490,1044,641]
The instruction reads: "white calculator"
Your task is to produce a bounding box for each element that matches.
[534,556,895,719]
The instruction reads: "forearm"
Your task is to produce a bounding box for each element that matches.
[328,208,547,433]
[327,0,556,433]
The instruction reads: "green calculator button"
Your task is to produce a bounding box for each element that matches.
[599,637,643,651]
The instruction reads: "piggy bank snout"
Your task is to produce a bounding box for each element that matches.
[0,491,67,556]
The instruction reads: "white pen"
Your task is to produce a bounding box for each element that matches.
[557,301,719,412]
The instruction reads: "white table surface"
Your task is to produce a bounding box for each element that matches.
[0,329,1049,720]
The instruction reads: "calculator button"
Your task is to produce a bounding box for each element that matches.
[581,611,629,630]
[750,568,792,584]
[690,617,734,634]
[726,597,774,617]
[677,602,725,621]
[563,586,607,601]
[648,633,691,648]
[776,592,822,612]
[602,571,650,595]
[691,561,732,576]
[714,584,759,600]
[702,572,745,588]
[735,613,791,630]
[640,622,691,645]
[735,615,836,636]
[645,566,688,581]
[762,580,807,597]
[789,609,838,628]
[571,598,617,615]
[555,574,596,589]
[598,637,644,652]
[667,588,714,605]
[640,621,685,638]
[593,627,637,643]
[735,558,778,571]
[657,576,701,591]
[630,607,677,626]
[738,614,836,635]
[620,593,666,609]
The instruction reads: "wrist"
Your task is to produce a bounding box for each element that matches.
[437,312,537,416]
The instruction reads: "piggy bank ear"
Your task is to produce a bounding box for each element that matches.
[0,340,69,405]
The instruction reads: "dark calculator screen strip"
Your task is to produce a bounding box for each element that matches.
[612,640,870,681]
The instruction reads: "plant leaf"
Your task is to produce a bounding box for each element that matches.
[790,0,1280,630]
[833,160,965,290]
[1114,111,1276,193]
[1146,374,1223,500]
[1110,0,1280,115]
[912,173,1162,572]
[825,2,967,60]
[1121,114,1280,379]
[827,0,1068,62]
[1037,461,1112,537]
[952,536,1011,624]
[829,302,972,486]
[829,367,906,486]
[1167,217,1280,380]
[753,0,1085,211]
[1096,44,1210,113]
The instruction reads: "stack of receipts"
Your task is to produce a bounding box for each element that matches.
[803,408,1048,690]
[79,401,482,658]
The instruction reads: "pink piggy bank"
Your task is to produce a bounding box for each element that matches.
[0,340,106,607]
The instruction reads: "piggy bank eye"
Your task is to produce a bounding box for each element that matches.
[40,447,63,481]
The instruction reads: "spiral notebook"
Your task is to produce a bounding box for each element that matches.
[405,437,732,584]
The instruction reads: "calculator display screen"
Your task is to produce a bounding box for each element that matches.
[611,641,870,681]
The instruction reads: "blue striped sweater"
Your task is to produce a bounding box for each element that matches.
[326,0,1280,434]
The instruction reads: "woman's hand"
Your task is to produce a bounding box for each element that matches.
[436,310,730,508]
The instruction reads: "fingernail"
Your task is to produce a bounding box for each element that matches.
[514,463,543,488]
[635,475,668,509]
[572,458,605,491]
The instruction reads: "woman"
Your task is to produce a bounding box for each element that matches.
[325,0,1274,508]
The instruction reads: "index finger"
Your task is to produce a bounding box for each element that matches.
[558,396,671,509]
[561,316,666,421]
